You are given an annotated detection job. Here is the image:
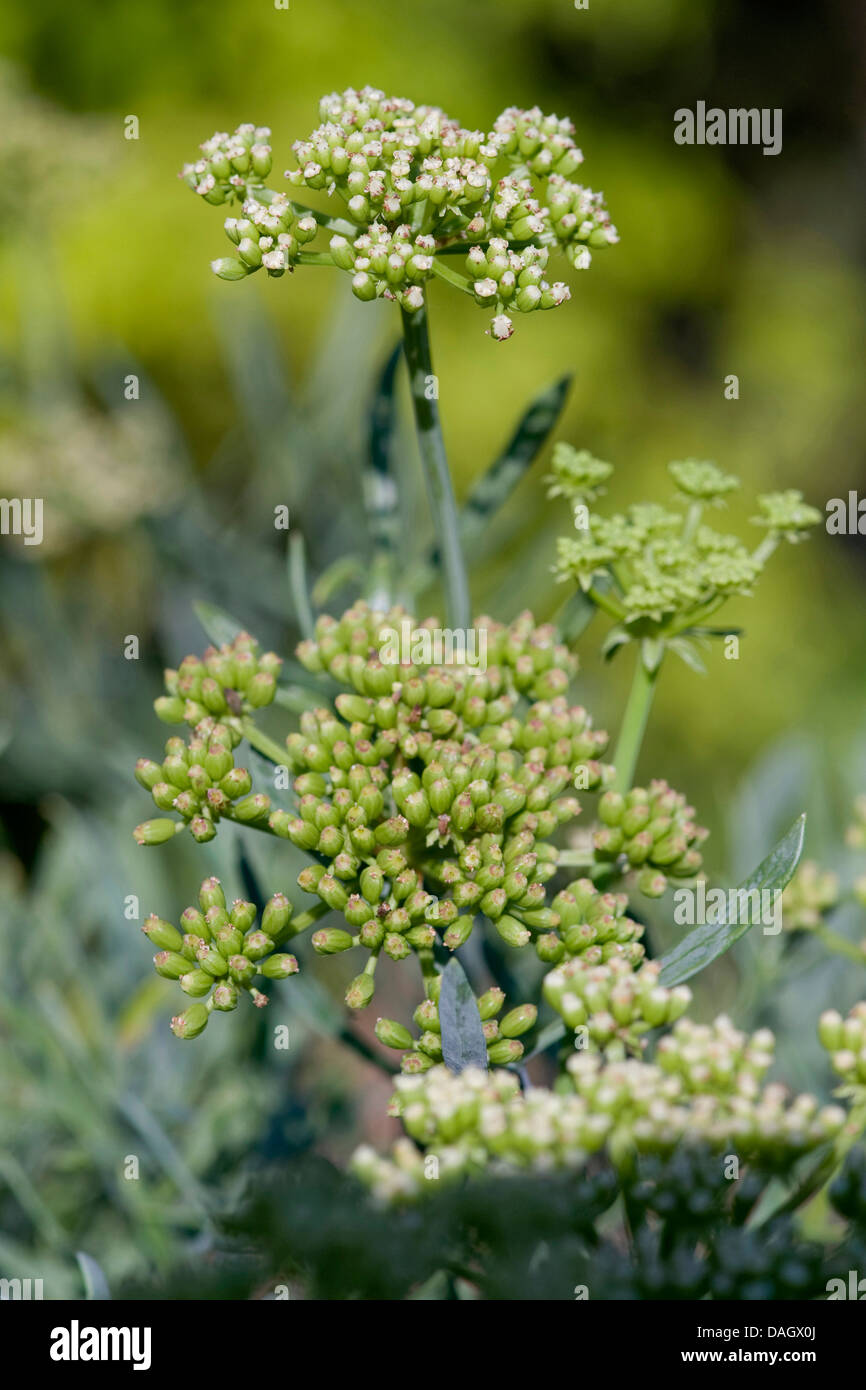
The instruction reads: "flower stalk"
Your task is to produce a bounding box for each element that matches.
[400,302,470,629]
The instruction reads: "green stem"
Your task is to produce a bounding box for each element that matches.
[400,303,470,630]
[681,501,703,544]
[587,583,627,622]
[240,718,287,766]
[296,251,336,267]
[611,654,659,793]
[287,902,331,938]
[430,257,473,295]
[814,924,866,966]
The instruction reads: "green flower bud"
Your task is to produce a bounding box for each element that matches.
[443,916,474,950]
[199,876,226,912]
[155,696,185,724]
[261,893,293,942]
[228,955,256,986]
[345,972,376,1009]
[232,793,271,823]
[179,969,213,997]
[401,1051,435,1073]
[196,944,229,977]
[487,1038,524,1065]
[142,915,184,952]
[312,927,354,955]
[375,816,410,846]
[494,915,531,949]
[384,931,411,960]
[260,953,299,979]
[242,930,274,961]
[405,925,435,951]
[154,950,191,980]
[215,925,244,958]
[134,818,182,846]
[170,1003,209,1039]
[375,1017,414,1050]
[414,998,440,1032]
[135,758,163,790]
[536,932,565,963]
[220,767,252,800]
[477,986,505,1020]
[417,1031,443,1061]
[211,981,239,1011]
[500,1004,537,1038]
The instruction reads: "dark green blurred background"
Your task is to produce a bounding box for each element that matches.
[1,0,865,1296]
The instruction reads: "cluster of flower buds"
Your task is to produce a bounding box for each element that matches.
[134,718,269,846]
[538,876,645,966]
[654,1016,775,1097]
[570,1039,845,1164]
[751,490,823,542]
[543,956,691,1050]
[266,603,615,992]
[330,223,434,312]
[155,631,281,727]
[552,453,820,636]
[142,876,299,1038]
[213,192,318,280]
[592,781,708,896]
[182,88,617,337]
[546,442,613,504]
[374,981,537,1072]
[352,1065,613,1200]
[181,123,273,204]
[132,632,281,847]
[782,860,840,930]
[819,1003,866,1085]
[464,239,570,341]
[351,1029,847,1200]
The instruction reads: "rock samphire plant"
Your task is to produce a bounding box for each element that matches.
[134,88,865,1297]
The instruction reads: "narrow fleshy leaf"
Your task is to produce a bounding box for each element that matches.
[658,813,807,987]
[194,600,244,648]
[76,1251,111,1301]
[287,533,315,640]
[439,957,488,1074]
[363,342,403,607]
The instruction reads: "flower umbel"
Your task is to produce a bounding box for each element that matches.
[181,88,617,338]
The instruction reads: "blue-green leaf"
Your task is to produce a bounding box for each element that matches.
[76,1251,111,1301]
[193,599,244,648]
[287,532,315,640]
[658,813,807,987]
[439,957,488,1074]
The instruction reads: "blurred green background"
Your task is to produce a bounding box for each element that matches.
[1,0,865,1296]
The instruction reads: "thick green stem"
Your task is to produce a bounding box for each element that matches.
[240,718,287,766]
[400,304,471,630]
[287,902,331,938]
[611,654,659,793]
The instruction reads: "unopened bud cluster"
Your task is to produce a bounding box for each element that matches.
[276,603,614,989]
[782,860,840,930]
[819,1003,866,1085]
[133,632,281,846]
[375,979,537,1072]
[537,875,645,967]
[134,718,269,846]
[592,781,708,896]
[182,88,617,338]
[543,957,691,1050]
[352,1008,850,1200]
[143,876,298,1038]
[553,452,820,633]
